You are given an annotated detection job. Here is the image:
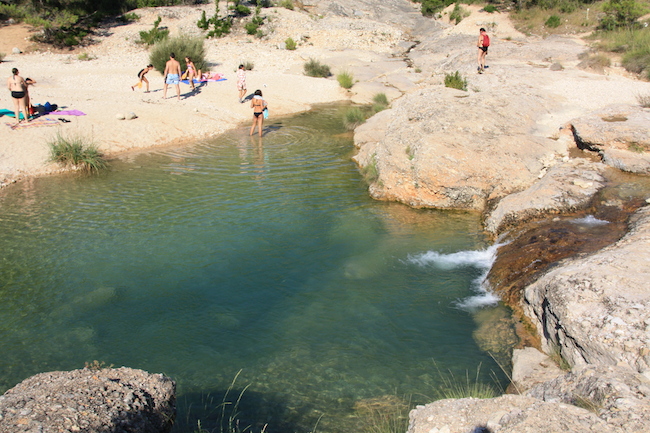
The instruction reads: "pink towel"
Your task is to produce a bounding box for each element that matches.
[49,110,86,116]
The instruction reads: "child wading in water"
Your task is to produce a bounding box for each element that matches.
[250,89,268,137]
[132,64,153,92]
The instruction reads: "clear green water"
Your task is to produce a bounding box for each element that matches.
[0,105,507,432]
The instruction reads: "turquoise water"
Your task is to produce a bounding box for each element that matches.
[0,105,507,432]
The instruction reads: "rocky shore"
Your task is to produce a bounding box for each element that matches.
[1,1,650,432]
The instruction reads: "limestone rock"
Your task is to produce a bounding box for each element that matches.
[0,367,176,433]
[126,112,138,120]
[407,394,612,433]
[12,47,21,54]
[116,113,126,120]
[528,364,650,433]
[484,159,607,234]
[570,105,650,174]
[511,347,565,393]
[522,205,650,373]
[353,86,568,211]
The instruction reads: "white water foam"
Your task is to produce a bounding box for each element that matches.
[571,215,610,226]
[408,243,505,311]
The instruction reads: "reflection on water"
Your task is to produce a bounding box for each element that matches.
[0,105,509,433]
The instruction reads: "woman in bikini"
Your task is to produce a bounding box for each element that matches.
[7,68,29,124]
[249,89,267,137]
[185,57,198,90]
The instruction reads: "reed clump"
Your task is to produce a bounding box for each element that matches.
[48,133,107,172]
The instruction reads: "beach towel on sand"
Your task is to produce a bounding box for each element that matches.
[6,118,60,130]
[49,110,86,116]
[0,109,28,120]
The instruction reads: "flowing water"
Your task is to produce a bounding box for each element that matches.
[0,105,509,432]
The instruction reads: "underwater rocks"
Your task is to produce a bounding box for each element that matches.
[0,367,175,433]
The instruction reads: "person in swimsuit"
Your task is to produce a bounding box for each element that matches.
[237,64,246,103]
[249,89,267,137]
[184,57,199,90]
[7,68,29,124]
[163,53,182,100]
[477,28,490,74]
[132,64,153,92]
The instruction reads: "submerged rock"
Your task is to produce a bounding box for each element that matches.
[0,367,175,433]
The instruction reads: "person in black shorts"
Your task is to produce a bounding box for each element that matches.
[477,28,490,74]
[7,68,29,124]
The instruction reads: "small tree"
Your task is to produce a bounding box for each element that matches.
[600,0,647,30]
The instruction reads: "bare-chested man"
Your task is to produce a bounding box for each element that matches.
[7,68,29,124]
[163,53,181,100]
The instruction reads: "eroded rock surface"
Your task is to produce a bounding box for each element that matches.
[522,205,650,374]
[0,367,175,433]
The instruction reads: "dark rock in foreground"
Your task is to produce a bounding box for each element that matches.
[0,367,175,433]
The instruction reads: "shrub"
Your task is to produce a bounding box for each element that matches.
[337,71,354,89]
[149,35,206,74]
[138,16,169,45]
[49,133,107,172]
[285,37,297,50]
[636,93,650,108]
[304,58,331,77]
[444,71,467,91]
[545,15,561,28]
[233,4,251,16]
[197,10,210,30]
[600,0,647,31]
[244,21,259,34]
[420,0,455,16]
[279,0,294,10]
[449,3,470,25]
[372,93,389,113]
[117,12,140,23]
[484,5,497,13]
[343,107,366,130]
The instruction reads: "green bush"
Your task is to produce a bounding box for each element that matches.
[233,4,251,16]
[598,27,650,77]
[149,35,206,74]
[244,21,259,34]
[285,37,297,50]
[117,12,139,23]
[444,71,467,91]
[304,58,331,77]
[197,10,210,30]
[49,133,107,172]
[279,0,294,10]
[545,15,562,28]
[138,16,169,45]
[337,71,354,89]
[372,93,389,113]
[484,5,497,13]
[419,0,455,16]
[600,0,647,31]
[449,3,470,25]
[343,107,366,131]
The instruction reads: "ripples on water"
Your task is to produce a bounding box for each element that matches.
[0,105,508,432]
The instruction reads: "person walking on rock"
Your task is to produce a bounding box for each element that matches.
[477,28,490,74]
[163,53,181,100]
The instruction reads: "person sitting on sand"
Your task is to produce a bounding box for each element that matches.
[132,64,153,92]
[249,89,267,137]
[184,57,200,90]
[163,53,181,100]
[7,68,29,124]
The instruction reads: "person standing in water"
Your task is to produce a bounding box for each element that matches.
[237,64,247,103]
[477,27,490,74]
[7,68,29,124]
[163,53,182,100]
[250,89,267,137]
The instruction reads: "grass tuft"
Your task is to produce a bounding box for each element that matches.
[343,107,366,131]
[636,93,650,108]
[285,37,297,50]
[372,93,389,113]
[354,395,411,433]
[337,70,354,89]
[304,58,332,77]
[444,71,467,91]
[49,133,107,172]
[432,362,499,400]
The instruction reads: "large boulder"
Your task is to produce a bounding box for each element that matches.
[0,367,175,433]
[484,158,607,234]
[353,86,567,211]
[570,105,650,174]
[522,205,650,374]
